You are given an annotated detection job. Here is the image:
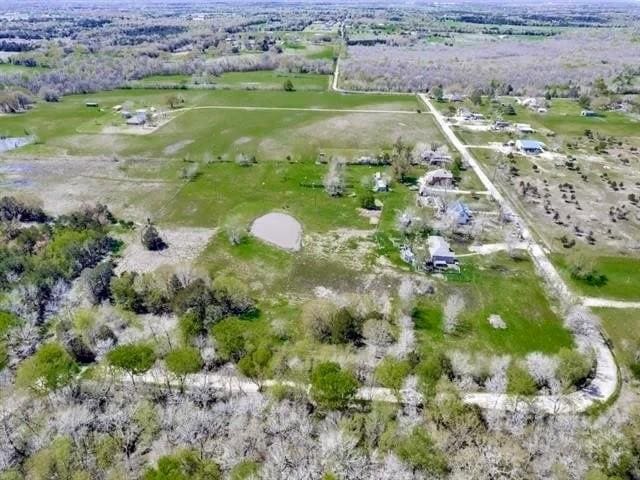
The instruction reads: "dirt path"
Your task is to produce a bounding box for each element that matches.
[173,104,421,116]
[582,297,640,309]
[419,186,491,196]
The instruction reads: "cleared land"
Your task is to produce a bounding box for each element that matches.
[132,71,331,91]
[0,88,435,161]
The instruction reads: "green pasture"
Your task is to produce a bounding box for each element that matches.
[414,253,574,356]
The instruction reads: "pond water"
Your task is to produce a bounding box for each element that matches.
[250,212,302,251]
[0,136,34,153]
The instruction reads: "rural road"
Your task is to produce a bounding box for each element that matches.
[418,93,619,413]
[172,104,421,115]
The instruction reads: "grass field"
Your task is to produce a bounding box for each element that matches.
[435,97,640,140]
[133,71,331,91]
[414,253,574,356]
[552,254,640,301]
[0,63,45,76]
[0,88,441,160]
[157,161,374,230]
[595,307,640,372]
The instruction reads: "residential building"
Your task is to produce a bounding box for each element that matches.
[427,236,459,271]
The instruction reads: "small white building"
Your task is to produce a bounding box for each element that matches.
[373,172,389,192]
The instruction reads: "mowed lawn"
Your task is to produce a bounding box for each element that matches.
[414,253,574,356]
[552,254,640,301]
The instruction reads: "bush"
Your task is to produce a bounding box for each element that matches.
[141,223,167,251]
[106,343,156,380]
[415,350,449,397]
[81,261,114,305]
[310,361,358,410]
[211,317,249,362]
[178,311,205,344]
[375,357,411,393]
[237,343,273,383]
[506,362,538,396]
[556,348,592,390]
[212,276,256,317]
[394,427,448,475]
[570,266,608,287]
[143,450,221,480]
[302,300,363,345]
[16,343,79,394]
[110,272,144,313]
[360,191,377,210]
[0,196,47,222]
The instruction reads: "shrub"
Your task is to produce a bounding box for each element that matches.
[359,191,377,210]
[394,427,448,475]
[81,261,114,305]
[212,276,256,316]
[16,343,79,394]
[570,266,608,287]
[141,223,167,251]
[211,317,249,362]
[110,272,144,313]
[143,450,221,480]
[237,343,273,383]
[556,348,592,390]
[0,196,47,222]
[106,343,156,381]
[506,362,538,396]
[310,362,358,410]
[283,79,294,91]
[375,357,411,393]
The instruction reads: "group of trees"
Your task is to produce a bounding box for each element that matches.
[339,31,639,95]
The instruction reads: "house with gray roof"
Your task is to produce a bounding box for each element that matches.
[427,236,459,271]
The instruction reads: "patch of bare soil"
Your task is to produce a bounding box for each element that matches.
[358,208,381,225]
[163,139,194,156]
[0,155,176,220]
[115,227,216,275]
[304,228,376,270]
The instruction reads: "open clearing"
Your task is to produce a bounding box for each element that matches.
[0,89,440,161]
[115,227,216,274]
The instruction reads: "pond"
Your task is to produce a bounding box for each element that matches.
[250,212,302,251]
